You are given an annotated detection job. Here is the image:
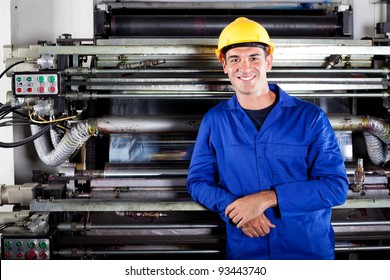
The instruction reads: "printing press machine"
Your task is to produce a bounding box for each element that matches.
[1,1,390,260]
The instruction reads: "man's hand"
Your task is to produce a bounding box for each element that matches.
[242,214,276,238]
[225,190,277,228]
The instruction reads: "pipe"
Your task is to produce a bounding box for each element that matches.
[30,114,390,167]
[66,92,390,101]
[96,114,390,137]
[118,0,342,2]
[93,224,224,229]
[333,221,390,226]
[95,115,201,134]
[335,246,390,252]
[329,114,390,144]
[102,168,188,177]
[57,222,220,231]
[64,68,390,75]
[55,249,221,258]
[329,115,390,166]
[31,116,200,167]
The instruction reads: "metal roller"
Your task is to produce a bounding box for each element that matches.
[110,15,341,37]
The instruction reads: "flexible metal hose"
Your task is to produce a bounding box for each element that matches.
[49,127,63,148]
[329,115,390,165]
[31,121,94,167]
[363,132,385,165]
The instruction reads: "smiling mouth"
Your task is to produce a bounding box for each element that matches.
[238,76,255,81]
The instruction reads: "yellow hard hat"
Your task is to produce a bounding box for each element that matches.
[215,17,274,62]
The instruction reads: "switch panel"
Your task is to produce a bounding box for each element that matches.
[2,235,51,260]
[12,71,63,97]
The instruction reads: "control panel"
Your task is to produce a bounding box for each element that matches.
[2,236,52,260]
[12,71,62,97]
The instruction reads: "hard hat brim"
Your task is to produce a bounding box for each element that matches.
[216,42,273,62]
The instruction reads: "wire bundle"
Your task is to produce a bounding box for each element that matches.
[0,61,82,148]
[1,62,90,167]
[0,222,16,232]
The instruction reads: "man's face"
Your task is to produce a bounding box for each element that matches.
[221,46,273,97]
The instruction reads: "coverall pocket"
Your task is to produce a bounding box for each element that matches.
[268,144,308,184]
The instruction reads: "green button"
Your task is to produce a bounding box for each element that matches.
[16,241,23,247]
[16,77,22,82]
[39,241,47,249]
[5,241,11,247]
[27,77,32,82]
[28,241,36,249]
[38,76,45,83]
[48,76,56,83]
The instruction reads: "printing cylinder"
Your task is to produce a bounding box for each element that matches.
[110,15,341,37]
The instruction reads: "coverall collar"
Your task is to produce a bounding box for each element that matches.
[224,84,296,111]
[223,84,297,137]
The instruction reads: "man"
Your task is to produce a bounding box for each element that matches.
[186,17,349,259]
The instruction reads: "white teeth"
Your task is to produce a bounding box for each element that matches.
[239,77,253,81]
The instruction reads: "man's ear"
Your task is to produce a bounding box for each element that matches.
[266,54,273,71]
[221,57,228,74]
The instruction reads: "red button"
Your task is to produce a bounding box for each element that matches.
[17,252,23,258]
[17,88,22,93]
[40,252,48,259]
[27,88,33,93]
[25,250,38,260]
[5,252,12,258]
[38,87,45,93]
[49,86,56,93]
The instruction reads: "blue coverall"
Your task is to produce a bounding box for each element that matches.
[186,84,349,259]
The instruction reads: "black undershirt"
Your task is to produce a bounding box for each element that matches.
[244,102,276,131]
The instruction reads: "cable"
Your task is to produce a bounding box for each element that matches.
[0,102,11,111]
[0,124,51,148]
[0,222,16,231]
[29,111,80,124]
[0,60,72,148]
[37,115,66,131]
[0,117,30,125]
[0,107,25,124]
[0,106,22,124]
[0,118,32,128]
[0,107,13,119]
[0,60,25,80]
[0,101,72,148]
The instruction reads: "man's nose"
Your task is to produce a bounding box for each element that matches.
[238,59,251,71]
